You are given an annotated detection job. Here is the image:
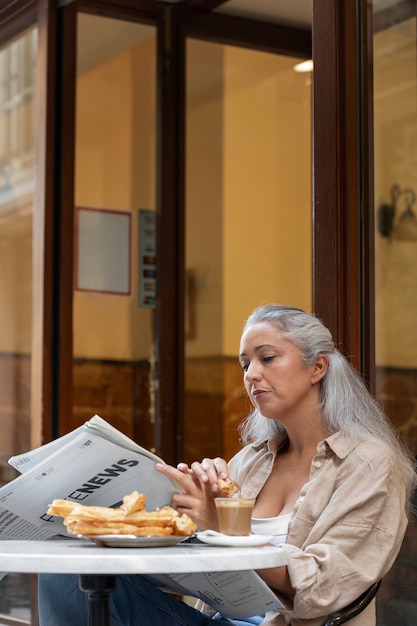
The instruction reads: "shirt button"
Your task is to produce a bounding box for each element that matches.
[298,496,305,503]
[314,460,322,468]
[321,443,327,452]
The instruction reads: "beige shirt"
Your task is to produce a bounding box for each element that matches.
[224,431,408,626]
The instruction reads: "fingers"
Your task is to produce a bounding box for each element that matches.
[155,458,228,531]
[176,462,193,478]
[190,457,229,493]
[156,457,229,496]
[155,462,210,496]
[171,492,218,532]
[155,463,194,493]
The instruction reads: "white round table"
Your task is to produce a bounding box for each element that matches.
[0,539,287,626]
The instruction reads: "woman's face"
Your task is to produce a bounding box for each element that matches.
[239,321,326,425]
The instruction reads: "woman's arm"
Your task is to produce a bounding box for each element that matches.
[257,565,294,597]
[156,458,294,597]
[277,449,408,619]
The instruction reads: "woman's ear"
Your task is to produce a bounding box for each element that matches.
[311,354,329,383]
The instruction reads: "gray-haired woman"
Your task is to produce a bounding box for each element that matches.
[38,304,416,626]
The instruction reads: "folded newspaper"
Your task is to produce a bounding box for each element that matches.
[0,415,175,541]
[145,566,284,618]
[0,414,285,618]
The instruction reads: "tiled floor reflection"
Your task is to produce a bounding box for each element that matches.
[377,489,417,625]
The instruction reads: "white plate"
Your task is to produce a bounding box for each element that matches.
[79,535,188,548]
[196,531,274,547]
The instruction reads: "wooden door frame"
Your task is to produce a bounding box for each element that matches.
[154,5,186,462]
[312,0,375,387]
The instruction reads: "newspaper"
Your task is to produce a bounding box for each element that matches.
[0,415,176,541]
[0,415,286,618]
[146,565,284,618]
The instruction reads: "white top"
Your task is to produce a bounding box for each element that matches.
[252,512,292,545]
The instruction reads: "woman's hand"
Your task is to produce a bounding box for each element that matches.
[155,457,229,531]
[182,457,229,494]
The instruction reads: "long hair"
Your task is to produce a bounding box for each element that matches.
[239,304,416,496]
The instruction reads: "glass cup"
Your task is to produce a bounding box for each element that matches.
[214,498,255,536]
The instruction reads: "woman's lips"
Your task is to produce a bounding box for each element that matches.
[253,389,267,399]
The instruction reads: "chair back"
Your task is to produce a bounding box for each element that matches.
[321,580,381,626]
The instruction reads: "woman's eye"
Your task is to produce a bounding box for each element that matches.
[241,363,249,372]
[262,356,274,363]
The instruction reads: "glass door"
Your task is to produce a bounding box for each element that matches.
[184,38,312,463]
[0,25,37,623]
[72,14,157,450]
[373,1,417,622]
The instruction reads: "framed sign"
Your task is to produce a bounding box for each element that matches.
[138,209,156,308]
[75,207,131,295]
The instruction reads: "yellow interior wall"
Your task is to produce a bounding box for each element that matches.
[185,41,224,357]
[185,41,312,359]
[223,47,312,355]
[74,36,156,361]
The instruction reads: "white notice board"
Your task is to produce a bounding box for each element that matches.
[76,207,131,295]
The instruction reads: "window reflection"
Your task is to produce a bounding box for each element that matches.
[0,26,37,623]
[373,2,417,624]
[374,3,417,448]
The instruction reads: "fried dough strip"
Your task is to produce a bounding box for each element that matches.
[47,491,197,538]
[47,500,82,517]
[65,505,179,526]
[120,491,146,514]
[171,515,196,536]
[217,477,239,498]
[66,520,174,536]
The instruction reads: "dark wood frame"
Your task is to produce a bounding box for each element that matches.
[0,0,36,45]
[156,7,312,462]
[155,5,186,461]
[33,0,58,447]
[312,0,374,384]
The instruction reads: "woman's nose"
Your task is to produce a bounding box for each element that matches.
[245,361,261,380]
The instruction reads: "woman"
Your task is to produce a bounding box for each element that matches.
[38,304,416,626]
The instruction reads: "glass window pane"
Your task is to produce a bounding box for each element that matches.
[373,1,417,623]
[184,39,312,463]
[0,26,37,622]
[74,15,157,449]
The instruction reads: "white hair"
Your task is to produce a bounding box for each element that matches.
[239,304,416,499]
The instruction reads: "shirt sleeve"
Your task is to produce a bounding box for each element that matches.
[280,448,409,620]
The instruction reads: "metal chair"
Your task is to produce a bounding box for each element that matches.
[321,580,381,626]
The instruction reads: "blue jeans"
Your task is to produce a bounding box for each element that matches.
[38,574,265,626]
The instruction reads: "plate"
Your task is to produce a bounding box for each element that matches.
[195,531,274,547]
[79,535,189,548]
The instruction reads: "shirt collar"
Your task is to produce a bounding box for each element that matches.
[266,432,289,455]
[323,431,361,459]
[261,430,360,460]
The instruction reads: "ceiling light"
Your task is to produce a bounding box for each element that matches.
[294,59,313,73]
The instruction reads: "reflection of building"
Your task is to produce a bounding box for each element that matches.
[0,30,36,222]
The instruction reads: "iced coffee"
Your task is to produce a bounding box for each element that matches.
[214,498,255,536]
